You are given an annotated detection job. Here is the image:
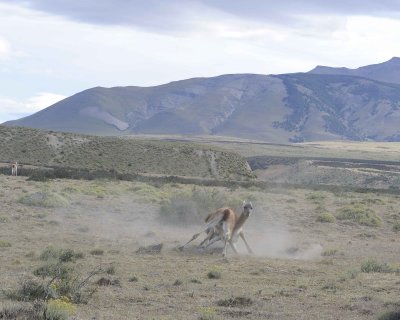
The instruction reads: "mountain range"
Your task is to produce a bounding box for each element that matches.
[4,57,400,142]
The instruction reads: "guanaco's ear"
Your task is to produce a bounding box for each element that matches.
[249,202,253,208]
[242,200,246,206]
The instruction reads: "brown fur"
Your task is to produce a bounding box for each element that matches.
[180,202,253,256]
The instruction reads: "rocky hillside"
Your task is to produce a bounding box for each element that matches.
[0,126,253,180]
[4,58,400,142]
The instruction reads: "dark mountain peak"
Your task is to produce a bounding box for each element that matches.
[387,56,400,63]
[309,57,400,84]
[309,65,351,75]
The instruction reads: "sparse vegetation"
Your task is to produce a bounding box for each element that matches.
[1,137,400,319]
[0,126,253,180]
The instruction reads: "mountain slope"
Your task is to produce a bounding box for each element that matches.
[309,57,400,84]
[4,59,400,142]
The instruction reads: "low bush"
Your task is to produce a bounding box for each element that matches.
[90,249,104,256]
[6,279,50,301]
[0,239,11,247]
[306,192,327,204]
[321,249,338,256]
[45,297,76,320]
[378,310,400,320]
[198,307,218,320]
[316,213,336,223]
[19,191,69,208]
[128,275,138,282]
[159,187,241,226]
[0,302,43,319]
[207,270,222,280]
[40,247,83,262]
[217,296,253,307]
[0,215,11,223]
[361,259,392,273]
[336,204,382,227]
[392,221,400,232]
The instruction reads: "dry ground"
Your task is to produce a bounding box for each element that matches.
[0,175,399,319]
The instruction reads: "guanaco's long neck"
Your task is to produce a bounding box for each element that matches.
[233,211,249,233]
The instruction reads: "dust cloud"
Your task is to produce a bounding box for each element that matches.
[49,184,322,261]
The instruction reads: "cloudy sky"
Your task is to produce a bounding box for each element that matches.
[1,0,400,122]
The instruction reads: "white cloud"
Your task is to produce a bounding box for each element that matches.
[0,37,11,59]
[25,92,66,112]
[0,1,400,126]
[0,92,66,123]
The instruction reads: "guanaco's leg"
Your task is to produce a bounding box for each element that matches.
[239,231,253,254]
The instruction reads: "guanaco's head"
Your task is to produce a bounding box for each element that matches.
[242,201,253,217]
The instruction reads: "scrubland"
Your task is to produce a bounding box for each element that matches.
[1,174,399,319]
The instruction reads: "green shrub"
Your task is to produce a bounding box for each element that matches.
[0,302,43,319]
[393,221,400,232]
[45,297,76,320]
[59,249,83,262]
[106,265,116,275]
[33,263,73,281]
[207,271,222,279]
[0,240,11,247]
[40,247,83,262]
[317,213,336,223]
[321,249,338,257]
[0,216,11,223]
[128,275,139,282]
[361,259,392,273]
[346,268,360,279]
[378,310,400,320]
[336,204,381,227]
[198,307,218,320]
[19,191,69,208]
[6,279,50,301]
[40,247,60,261]
[160,187,241,225]
[306,192,326,204]
[217,296,253,307]
[173,279,183,286]
[321,280,338,293]
[90,249,104,256]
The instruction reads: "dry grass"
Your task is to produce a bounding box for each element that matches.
[0,175,399,319]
